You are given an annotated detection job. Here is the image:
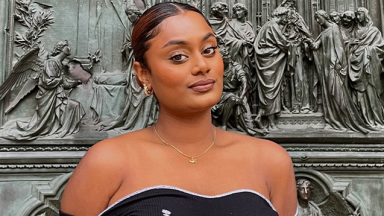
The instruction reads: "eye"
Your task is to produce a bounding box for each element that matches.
[202,46,218,56]
[170,54,188,63]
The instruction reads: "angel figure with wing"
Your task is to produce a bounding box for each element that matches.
[296,178,362,216]
[296,179,323,216]
[0,40,87,140]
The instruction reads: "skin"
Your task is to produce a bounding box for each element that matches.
[61,11,297,216]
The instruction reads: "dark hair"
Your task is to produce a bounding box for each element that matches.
[132,2,212,71]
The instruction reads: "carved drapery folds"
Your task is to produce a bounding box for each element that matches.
[295,169,365,216]
[1,0,384,138]
[0,0,383,215]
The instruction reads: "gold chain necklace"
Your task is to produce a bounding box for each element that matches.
[153,125,217,164]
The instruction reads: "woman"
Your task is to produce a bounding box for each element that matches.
[308,10,374,133]
[60,3,297,215]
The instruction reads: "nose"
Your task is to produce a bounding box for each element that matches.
[191,53,211,75]
[304,188,308,194]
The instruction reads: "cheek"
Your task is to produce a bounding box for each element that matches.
[150,62,188,92]
[216,58,224,76]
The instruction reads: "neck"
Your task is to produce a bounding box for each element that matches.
[298,199,309,208]
[154,106,216,155]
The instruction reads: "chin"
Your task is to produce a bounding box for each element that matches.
[188,90,222,112]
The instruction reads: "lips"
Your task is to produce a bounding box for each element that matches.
[189,79,216,92]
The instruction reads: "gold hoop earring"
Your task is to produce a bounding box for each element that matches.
[143,84,153,96]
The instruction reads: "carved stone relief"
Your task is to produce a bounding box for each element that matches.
[0,0,383,215]
[0,0,384,139]
[295,169,365,216]
[16,173,71,216]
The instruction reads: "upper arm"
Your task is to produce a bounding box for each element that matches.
[261,141,297,216]
[60,139,125,216]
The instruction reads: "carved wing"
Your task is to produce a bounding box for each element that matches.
[5,79,38,114]
[0,46,43,111]
[319,190,354,216]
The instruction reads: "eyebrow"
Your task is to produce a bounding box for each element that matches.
[162,32,216,49]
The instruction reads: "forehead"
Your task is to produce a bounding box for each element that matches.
[150,11,214,45]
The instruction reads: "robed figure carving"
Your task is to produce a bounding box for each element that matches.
[0,41,86,140]
[348,7,384,128]
[279,0,315,114]
[329,11,341,25]
[208,2,230,38]
[254,7,290,131]
[308,10,374,134]
[340,11,356,44]
[212,43,266,136]
[227,3,255,80]
[98,5,158,131]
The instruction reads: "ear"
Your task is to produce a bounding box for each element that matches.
[133,61,152,89]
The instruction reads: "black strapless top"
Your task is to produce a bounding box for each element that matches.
[60,185,298,216]
[98,185,278,216]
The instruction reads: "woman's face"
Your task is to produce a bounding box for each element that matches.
[139,11,223,115]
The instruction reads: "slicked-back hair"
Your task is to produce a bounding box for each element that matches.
[131,2,211,72]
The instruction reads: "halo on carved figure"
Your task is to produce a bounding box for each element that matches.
[295,169,365,216]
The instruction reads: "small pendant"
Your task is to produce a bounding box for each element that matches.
[189,157,197,164]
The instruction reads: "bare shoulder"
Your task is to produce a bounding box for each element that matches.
[220,130,297,216]
[223,130,293,178]
[220,130,290,163]
[60,129,151,215]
